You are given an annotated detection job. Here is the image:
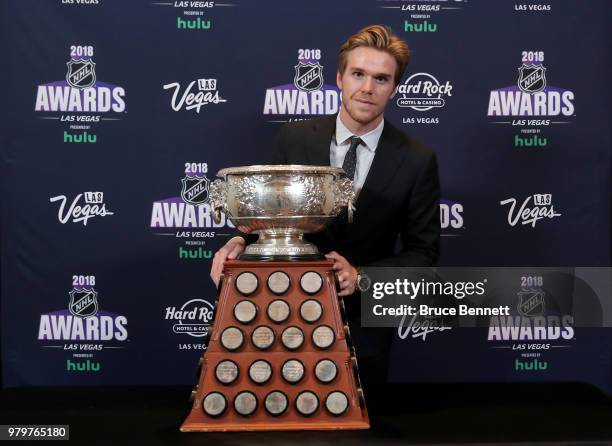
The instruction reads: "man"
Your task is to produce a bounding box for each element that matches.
[211,25,440,392]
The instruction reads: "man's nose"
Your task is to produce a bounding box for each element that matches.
[361,76,374,93]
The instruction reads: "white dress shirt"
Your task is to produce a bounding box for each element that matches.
[330,114,384,194]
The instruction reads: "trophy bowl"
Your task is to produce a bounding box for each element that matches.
[209,165,355,260]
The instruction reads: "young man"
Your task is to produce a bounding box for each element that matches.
[211,25,440,389]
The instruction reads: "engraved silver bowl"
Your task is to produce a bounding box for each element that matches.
[209,165,355,260]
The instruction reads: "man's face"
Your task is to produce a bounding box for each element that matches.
[336,46,398,128]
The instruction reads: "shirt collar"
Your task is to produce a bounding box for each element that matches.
[335,114,384,153]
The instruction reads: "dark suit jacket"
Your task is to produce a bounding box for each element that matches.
[268,114,440,269]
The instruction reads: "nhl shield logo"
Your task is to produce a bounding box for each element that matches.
[517,64,546,94]
[294,62,323,92]
[181,176,210,205]
[69,288,99,318]
[517,288,545,317]
[66,58,96,89]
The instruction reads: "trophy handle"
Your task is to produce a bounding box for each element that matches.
[333,177,356,223]
[209,179,227,225]
[347,199,355,224]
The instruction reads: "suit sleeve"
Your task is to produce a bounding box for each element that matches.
[271,123,290,164]
[370,152,441,267]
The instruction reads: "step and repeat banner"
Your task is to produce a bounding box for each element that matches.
[1,0,610,391]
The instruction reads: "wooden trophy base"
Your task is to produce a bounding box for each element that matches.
[181,260,369,432]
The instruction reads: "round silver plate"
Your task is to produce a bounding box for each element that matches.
[251,325,275,350]
[281,326,304,350]
[267,271,291,295]
[233,300,258,324]
[215,360,239,385]
[312,325,335,349]
[325,391,349,416]
[267,299,291,323]
[300,271,323,294]
[295,391,319,416]
[220,326,244,351]
[264,391,288,416]
[234,391,258,417]
[236,271,258,295]
[299,299,323,323]
[281,359,305,383]
[315,359,337,383]
[249,360,272,384]
[202,392,227,417]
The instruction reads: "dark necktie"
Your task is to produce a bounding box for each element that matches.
[341,136,363,180]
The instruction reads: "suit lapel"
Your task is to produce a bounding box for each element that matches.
[301,115,406,211]
[305,115,336,166]
[356,120,406,208]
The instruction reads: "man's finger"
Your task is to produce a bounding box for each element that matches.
[211,256,221,277]
[210,253,226,285]
[210,239,245,288]
[325,251,339,260]
[210,270,219,287]
[210,262,218,282]
[227,245,240,260]
[217,254,227,274]
[339,284,356,296]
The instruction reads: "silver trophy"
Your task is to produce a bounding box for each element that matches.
[209,165,355,260]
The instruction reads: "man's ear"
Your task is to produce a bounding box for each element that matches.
[336,71,343,90]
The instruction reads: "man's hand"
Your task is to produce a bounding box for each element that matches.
[325,251,358,297]
[210,237,245,287]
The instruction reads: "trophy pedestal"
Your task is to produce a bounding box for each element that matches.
[239,232,325,262]
[180,260,370,432]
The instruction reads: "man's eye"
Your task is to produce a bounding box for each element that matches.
[375,77,388,84]
[352,72,364,78]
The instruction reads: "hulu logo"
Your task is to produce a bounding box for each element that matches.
[515,135,548,147]
[66,359,101,372]
[177,17,211,30]
[514,358,548,371]
[404,20,437,33]
[64,131,97,144]
[179,247,212,260]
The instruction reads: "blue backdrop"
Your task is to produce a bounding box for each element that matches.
[1,0,610,391]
